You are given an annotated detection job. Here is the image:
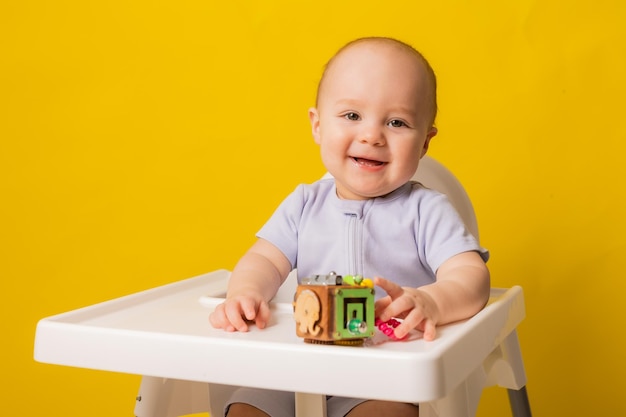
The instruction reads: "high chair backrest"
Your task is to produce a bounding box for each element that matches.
[413,155,479,240]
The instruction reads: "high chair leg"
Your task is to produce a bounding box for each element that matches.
[507,386,532,417]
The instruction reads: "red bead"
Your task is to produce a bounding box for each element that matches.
[374,317,407,341]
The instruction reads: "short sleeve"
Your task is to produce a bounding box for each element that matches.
[255,185,305,269]
[418,192,489,273]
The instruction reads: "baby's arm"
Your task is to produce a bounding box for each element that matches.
[209,238,292,332]
[375,251,490,341]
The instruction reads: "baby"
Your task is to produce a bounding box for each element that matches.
[210,36,490,417]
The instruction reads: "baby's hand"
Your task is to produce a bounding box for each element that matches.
[209,294,270,332]
[374,277,440,341]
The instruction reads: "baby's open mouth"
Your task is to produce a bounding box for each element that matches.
[353,157,385,167]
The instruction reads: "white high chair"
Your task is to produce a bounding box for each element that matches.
[131,156,530,417]
[34,156,531,417]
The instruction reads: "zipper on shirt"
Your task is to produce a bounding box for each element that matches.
[345,213,363,276]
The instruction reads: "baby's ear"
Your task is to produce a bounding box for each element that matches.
[308,108,321,144]
[420,127,438,157]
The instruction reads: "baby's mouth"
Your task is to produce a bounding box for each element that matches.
[352,157,385,167]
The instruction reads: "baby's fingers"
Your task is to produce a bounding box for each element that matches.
[209,304,235,332]
[401,310,438,341]
[422,319,437,341]
[224,300,252,332]
[374,276,404,299]
[240,298,260,322]
[376,294,417,323]
[254,301,271,329]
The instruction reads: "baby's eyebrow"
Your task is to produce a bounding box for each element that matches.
[387,105,419,116]
[334,98,363,107]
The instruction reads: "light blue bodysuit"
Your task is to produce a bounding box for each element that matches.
[258,178,488,286]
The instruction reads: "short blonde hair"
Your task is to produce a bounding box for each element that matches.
[315,37,438,126]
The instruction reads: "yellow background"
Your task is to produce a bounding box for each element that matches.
[2,1,625,415]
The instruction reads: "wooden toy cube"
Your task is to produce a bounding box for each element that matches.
[293,274,375,345]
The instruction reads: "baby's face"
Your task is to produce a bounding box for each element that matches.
[310,42,437,200]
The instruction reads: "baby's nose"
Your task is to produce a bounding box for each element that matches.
[358,124,386,146]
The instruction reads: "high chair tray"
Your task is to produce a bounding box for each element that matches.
[34,269,524,403]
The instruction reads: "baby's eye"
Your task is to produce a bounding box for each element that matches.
[388,119,407,128]
[344,112,360,121]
